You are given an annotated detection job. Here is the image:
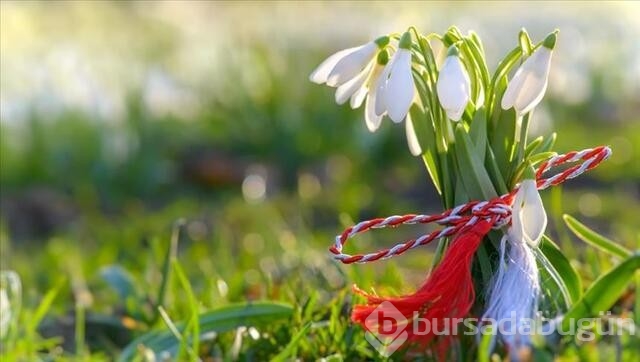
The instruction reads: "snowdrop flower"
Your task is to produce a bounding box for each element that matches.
[377,31,415,123]
[309,36,390,87]
[436,46,471,121]
[509,168,547,247]
[501,32,557,116]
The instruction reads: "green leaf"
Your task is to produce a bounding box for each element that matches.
[410,105,442,195]
[459,43,481,106]
[534,246,572,309]
[478,324,495,362]
[119,302,294,361]
[487,46,521,114]
[28,278,65,334]
[416,36,440,110]
[454,124,497,200]
[519,29,533,56]
[100,265,138,301]
[563,214,632,259]
[527,151,557,166]
[439,150,455,209]
[172,260,200,359]
[484,145,509,195]
[422,151,442,197]
[537,132,557,154]
[475,243,495,292]
[454,176,469,206]
[488,107,517,186]
[468,108,487,160]
[154,220,184,324]
[512,151,557,183]
[524,136,544,157]
[539,237,582,304]
[561,253,640,332]
[463,34,490,91]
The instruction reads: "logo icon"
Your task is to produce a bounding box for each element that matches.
[363,301,408,357]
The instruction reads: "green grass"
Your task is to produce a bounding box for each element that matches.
[1,178,638,360]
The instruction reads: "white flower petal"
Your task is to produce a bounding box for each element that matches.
[326,42,378,87]
[352,63,384,109]
[365,88,383,132]
[384,49,414,123]
[521,180,547,246]
[446,108,465,122]
[309,47,358,84]
[374,57,394,116]
[334,62,372,105]
[436,55,471,121]
[509,179,547,247]
[514,74,548,115]
[405,112,422,156]
[350,85,368,109]
[501,67,525,110]
[502,47,553,115]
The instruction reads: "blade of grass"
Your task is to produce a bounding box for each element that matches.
[453,123,497,200]
[154,219,185,324]
[119,302,294,361]
[172,260,200,358]
[157,306,198,361]
[478,324,494,362]
[75,303,86,358]
[26,278,65,359]
[271,322,312,362]
[563,214,632,259]
[27,278,65,335]
[561,253,640,332]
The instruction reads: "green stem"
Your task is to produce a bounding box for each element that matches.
[75,303,86,358]
[153,219,184,324]
[519,112,530,153]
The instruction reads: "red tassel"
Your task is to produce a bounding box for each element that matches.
[351,218,493,356]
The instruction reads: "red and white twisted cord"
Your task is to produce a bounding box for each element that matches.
[330,146,612,264]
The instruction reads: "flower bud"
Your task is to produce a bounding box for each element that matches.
[436,46,471,121]
[501,31,557,116]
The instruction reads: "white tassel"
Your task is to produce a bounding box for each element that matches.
[481,235,540,358]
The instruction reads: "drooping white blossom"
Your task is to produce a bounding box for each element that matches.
[310,32,420,155]
[436,46,471,121]
[378,32,415,123]
[501,32,557,116]
[509,177,547,247]
[309,36,389,87]
[309,37,393,132]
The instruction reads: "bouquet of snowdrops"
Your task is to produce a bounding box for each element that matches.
[311,26,615,359]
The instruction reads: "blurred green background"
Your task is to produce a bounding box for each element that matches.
[1,1,639,359]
